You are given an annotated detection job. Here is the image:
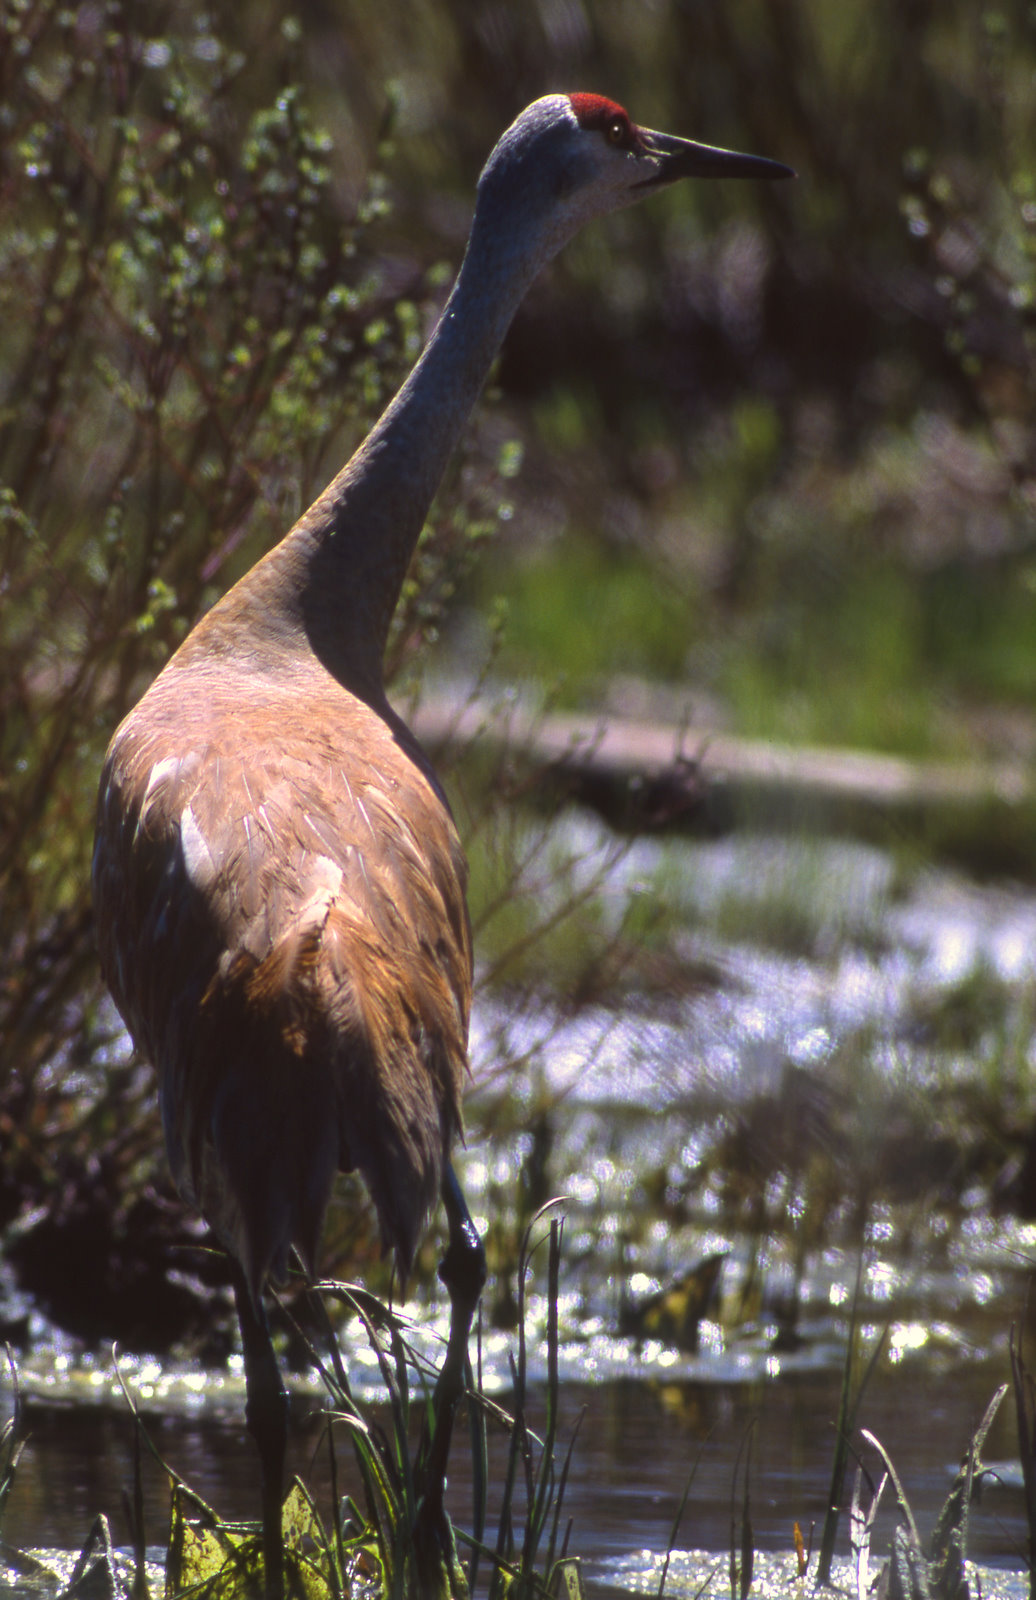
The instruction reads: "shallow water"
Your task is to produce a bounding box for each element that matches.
[3,826,1036,1592]
[1,1353,1028,1590]
[469,822,1036,1114]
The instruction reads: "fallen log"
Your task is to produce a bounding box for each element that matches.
[411,694,1036,876]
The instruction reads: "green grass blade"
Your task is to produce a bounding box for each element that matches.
[465,1335,488,1599]
[658,1432,710,1599]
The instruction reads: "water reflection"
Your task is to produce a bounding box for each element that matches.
[3,1362,1027,1574]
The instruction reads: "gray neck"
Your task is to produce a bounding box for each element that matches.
[280,203,550,691]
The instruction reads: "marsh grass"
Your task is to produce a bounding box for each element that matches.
[851,1384,1009,1600]
[0,1347,23,1542]
[99,1208,582,1600]
[1010,1330,1036,1600]
[816,1250,891,1586]
[0,1224,1031,1600]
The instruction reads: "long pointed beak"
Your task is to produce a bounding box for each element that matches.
[635,126,795,186]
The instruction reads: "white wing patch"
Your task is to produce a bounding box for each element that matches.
[143,755,182,803]
[179,804,218,890]
[304,852,345,898]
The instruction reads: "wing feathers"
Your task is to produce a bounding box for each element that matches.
[92,669,471,1296]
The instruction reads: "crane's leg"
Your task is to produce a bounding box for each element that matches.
[414,1162,486,1557]
[231,1264,287,1600]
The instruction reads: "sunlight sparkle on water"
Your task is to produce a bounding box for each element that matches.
[794,1026,831,1063]
[889,1322,929,1362]
[929,923,978,984]
[867,1260,900,1301]
[971,1272,996,1304]
[698,1318,724,1357]
[597,1550,1029,1599]
[463,1152,490,1189]
[680,1132,711,1167]
[867,1210,896,1245]
[565,1169,600,1205]
[995,925,1033,979]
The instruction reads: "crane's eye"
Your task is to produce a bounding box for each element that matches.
[606,116,630,147]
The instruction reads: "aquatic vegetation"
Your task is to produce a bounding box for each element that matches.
[1,1211,1032,1599]
[81,1212,583,1600]
[0,1348,23,1543]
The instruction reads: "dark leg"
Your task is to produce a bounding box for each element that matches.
[231,1264,287,1600]
[414,1163,487,1555]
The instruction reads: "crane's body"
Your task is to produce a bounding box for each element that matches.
[92,92,791,1597]
[94,661,468,1296]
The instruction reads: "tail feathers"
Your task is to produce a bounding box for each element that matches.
[164,899,467,1298]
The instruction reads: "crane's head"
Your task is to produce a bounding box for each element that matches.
[474,93,793,265]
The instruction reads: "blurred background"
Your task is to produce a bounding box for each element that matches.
[3,0,1036,1573]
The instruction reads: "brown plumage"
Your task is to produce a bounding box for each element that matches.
[94,660,469,1296]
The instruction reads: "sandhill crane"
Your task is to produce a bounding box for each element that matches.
[92,92,791,1596]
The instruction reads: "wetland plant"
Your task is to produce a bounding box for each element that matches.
[854,1384,1007,1600]
[0,1347,23,1542]
[816,1250,891,1586]
[154,1210,579,1599]
[0,1236,1031,1600]
[1010,1330,1036,1600]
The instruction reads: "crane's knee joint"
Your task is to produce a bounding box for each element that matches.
[438,1162,486,1307]
[439,1222,486,1310]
